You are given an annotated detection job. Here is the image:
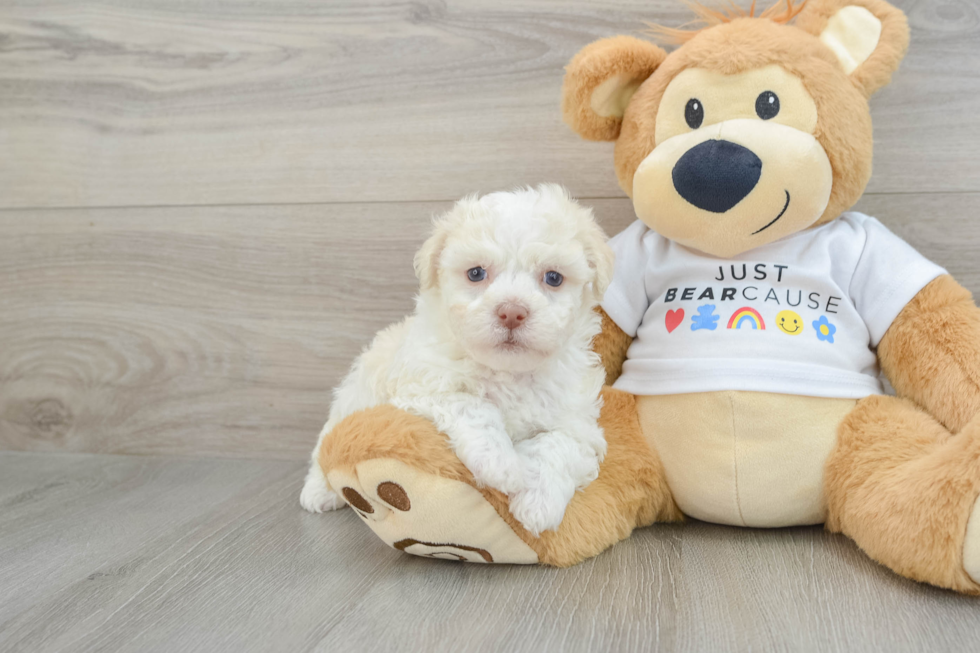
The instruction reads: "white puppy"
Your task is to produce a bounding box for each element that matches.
[300,184,614,535]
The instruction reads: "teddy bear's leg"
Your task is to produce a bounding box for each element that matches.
[825,395,980,594]
[518,387,682,565]
[319,388,680,566]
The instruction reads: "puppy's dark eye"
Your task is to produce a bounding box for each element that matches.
[685,99,704,129]
[755,91,779,120]
[467,267,486,282]
[544,271,563,287]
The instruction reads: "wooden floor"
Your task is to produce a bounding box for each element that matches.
[3,0,980,650]
[2,452,980,653]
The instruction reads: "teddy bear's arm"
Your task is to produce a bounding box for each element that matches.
[593,307,633,386]
[878,274,980,433]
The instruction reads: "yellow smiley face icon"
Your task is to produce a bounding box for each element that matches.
[776,310,803,335]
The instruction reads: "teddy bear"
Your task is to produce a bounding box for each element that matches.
[316,0,980,594]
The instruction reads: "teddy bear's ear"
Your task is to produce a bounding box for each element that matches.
[795,0,909,97]
[562,36,667,141]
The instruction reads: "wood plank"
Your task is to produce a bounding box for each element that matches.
[2,193,979,459]
[0,0,978,209]
[1,451,979,652]
[0,201,447,459]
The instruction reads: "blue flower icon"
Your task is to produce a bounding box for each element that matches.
[812,315,837,343]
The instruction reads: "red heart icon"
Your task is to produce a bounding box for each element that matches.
[665,308,685,333]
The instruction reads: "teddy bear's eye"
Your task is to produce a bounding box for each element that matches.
[756,91,780,120]
[684,98,704,129]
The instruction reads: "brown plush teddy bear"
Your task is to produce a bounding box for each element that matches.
[318,0,980,594]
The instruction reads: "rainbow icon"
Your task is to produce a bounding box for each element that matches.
[727,307,765,330]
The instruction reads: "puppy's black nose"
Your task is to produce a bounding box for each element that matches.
[672,139,762,213]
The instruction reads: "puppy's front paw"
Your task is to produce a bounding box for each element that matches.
[467,453,524,496]
[457,437,524,495]
[508,483,570,537]
[300,471,345,513]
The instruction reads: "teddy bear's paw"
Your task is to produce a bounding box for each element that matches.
[963,493,980,585]
[300,463,345,513]
[325,458,539,564]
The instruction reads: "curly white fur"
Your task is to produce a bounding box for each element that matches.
[301,184,614,535]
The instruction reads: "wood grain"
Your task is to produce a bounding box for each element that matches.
[2,2,980,647]
[2,194,978,459]
[1,451,978,653]
[0,0,978,209]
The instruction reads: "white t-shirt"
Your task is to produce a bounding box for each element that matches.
[601,212,945,399]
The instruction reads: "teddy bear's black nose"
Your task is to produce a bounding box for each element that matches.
[672,139,762,213]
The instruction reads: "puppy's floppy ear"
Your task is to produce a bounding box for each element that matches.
[580,220,615,301]
[414,220,449,291]
[562,36,667,141]
[796,0,909,97]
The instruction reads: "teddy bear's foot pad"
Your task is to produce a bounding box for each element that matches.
[326,459,538,564]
